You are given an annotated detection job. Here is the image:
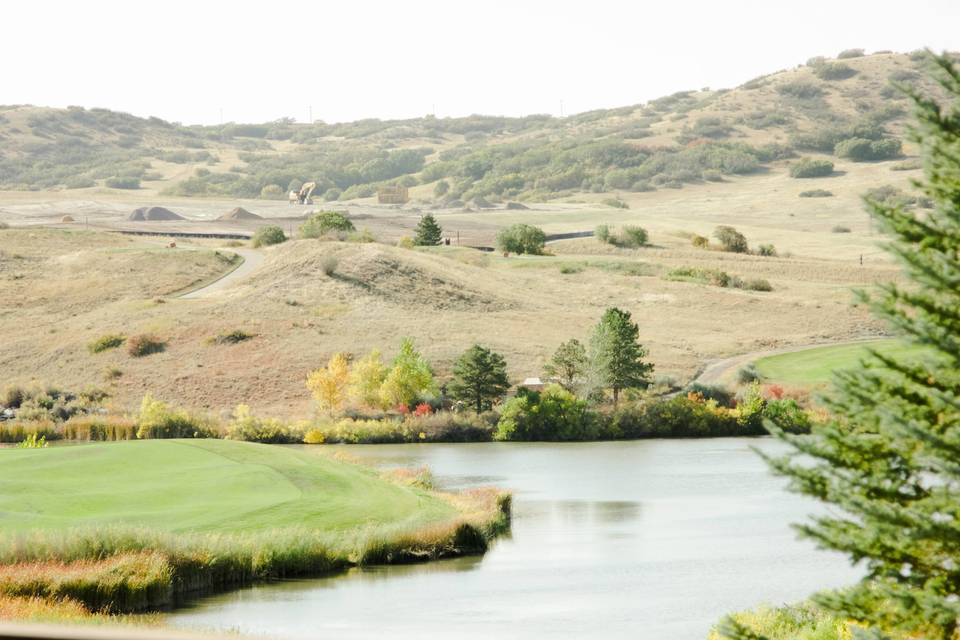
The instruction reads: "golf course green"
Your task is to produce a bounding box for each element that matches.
[753,339,930,386]
[0,439,458,534]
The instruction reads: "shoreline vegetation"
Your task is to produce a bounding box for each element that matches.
[0,440,511,624]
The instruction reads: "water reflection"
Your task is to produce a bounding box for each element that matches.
[167,439,861,640]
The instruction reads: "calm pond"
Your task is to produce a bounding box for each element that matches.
[166,439,860,639]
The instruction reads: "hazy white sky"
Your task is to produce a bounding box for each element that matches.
[3,0,959,125]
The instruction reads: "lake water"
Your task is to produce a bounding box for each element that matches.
[165,439,861,639]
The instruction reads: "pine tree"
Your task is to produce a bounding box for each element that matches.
[543,338,587,391]
[723,53,960,640]
[414,214,443,246]
[449,344,510,414]
[589,307,653,406]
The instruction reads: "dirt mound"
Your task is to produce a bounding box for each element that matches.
[217,207,262,221]
[60,215,75,223]
[128,206,184,221]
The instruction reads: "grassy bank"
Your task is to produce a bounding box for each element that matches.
[0,440,510,616]
[753,339,931,386]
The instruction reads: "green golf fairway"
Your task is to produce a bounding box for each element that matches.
[754,339,931,386]
[0,439,457,534]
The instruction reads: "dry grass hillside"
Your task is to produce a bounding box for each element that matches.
[0,226,898,418]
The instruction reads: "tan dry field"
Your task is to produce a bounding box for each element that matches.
[0,150,908,418]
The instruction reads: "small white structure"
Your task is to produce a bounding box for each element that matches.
[520,377,545,391]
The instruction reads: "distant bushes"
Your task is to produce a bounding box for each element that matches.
[595,224,648,248]
[300,211,355,239]
[496,223,546,255]
[713,225,748,253]
[790,158,834,178]
[88,334,125,354]
[602,197,629,209]
[812,62,858,80]
[666,267,772,292]
[799,189,833,198]
[834,137,902,161]
[495,386,597,441]
[251,225,286,248]
[105,176,140,189]
[127,334,166,357]
[832,225,851,233]
[225,405,303,444]
[136,394,219,439]
[777,80,824,99]
[837,48,865,59]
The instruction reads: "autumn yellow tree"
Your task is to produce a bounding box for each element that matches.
[305,352,350,412]
[348,349,387,408]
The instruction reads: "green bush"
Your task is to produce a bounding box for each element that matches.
[789,158,834,178]
[127,334,166,357]
[594,224,611,243]
[777,80,824,99]
[226,405,303,444]
[136,394,219,439]
[88,334,125,354]
[496,223,546,255]
[834,137,902,161]
[602,197,629,209]
[300,211,355,238]
[495,385,598,441]
[617,226,648,247]
[744,278,773,292]
[832,225,851,233]
[713,225,748,253]
[757,243,777,257]
[105,176,140,189]
[837,48,865,59]
[813,62,857,80]
[251,225,287,248]
[799,189,833,198]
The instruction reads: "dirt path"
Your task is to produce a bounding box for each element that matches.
[692,338,881,387]
[179,248,263,299]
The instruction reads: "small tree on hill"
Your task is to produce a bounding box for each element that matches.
[449,344,510,414]
[713,225,749,253]
[300,211,355,239]
[379,338,435,408]
[543,338,588,392]
[348,349,387,409]
[589,308,653,406]
[496,223,546,255]
[434,180,450,198]
[306,353,350,412]
[721,52,960,640]
[414,214,443,246]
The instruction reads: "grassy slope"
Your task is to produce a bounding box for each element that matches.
[0,439,456,534]
[754,339,929,385]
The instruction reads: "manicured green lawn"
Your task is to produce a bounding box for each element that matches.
[0,439,456,534]
[754,339,931,386]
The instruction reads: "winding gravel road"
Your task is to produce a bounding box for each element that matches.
[179,248,264,299]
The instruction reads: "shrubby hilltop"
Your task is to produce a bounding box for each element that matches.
[0,50,949,201]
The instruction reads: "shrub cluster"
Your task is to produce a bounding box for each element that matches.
[834,137,902,161]
[88,334,125,354]
[595,224,648,248]
[799,189,833,198]
[127,334,166,357]
[790,158,834,178]
[666,267,772,292]
[251,225,287,247]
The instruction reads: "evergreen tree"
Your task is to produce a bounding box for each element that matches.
[543,338,588,392]
[722,53,960,640]
[589,307,653,406]
[449,344,510,414]
[414,214,443,246]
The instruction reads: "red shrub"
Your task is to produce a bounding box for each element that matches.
[413,403,433,417]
